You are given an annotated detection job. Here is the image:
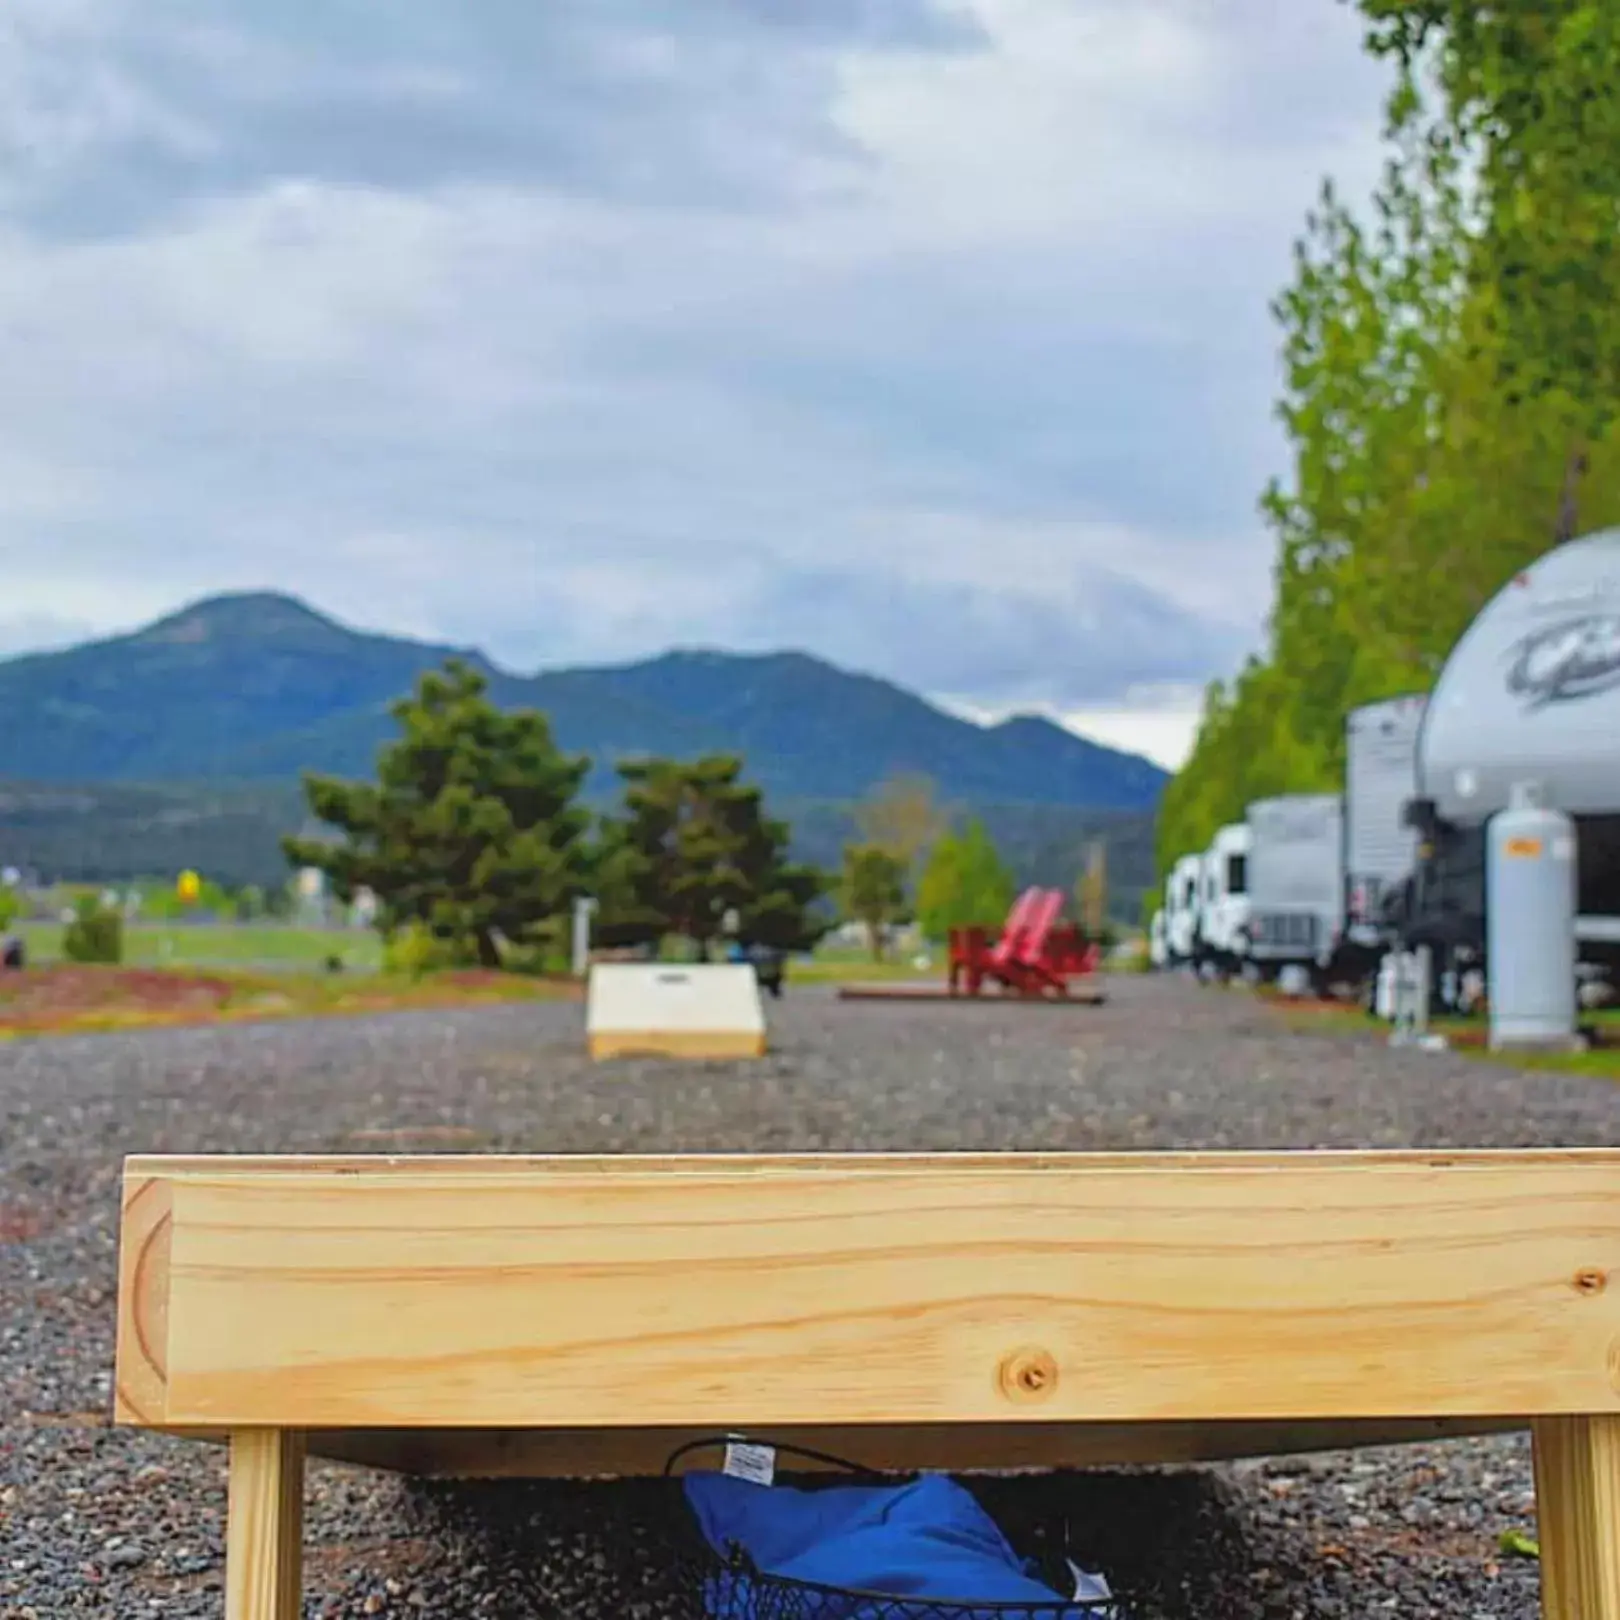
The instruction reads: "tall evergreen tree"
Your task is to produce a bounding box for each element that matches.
[282,659,591,968]
[594,754,830,956]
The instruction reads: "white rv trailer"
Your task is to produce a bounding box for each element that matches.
[1398,528,1620,1004]
[1164,854,1202,967]
[1194,822,1251,978]
[1148,907,1168,969]
[1244,794,1344,983]
[1245,696,1428,993]
[1343,693,1427,946]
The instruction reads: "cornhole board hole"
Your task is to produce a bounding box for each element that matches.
[585,961,766,1060]
[115,1148,1620,1618]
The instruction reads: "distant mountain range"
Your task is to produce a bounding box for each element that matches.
[0,592,1165,907]
[0,592,1167,807]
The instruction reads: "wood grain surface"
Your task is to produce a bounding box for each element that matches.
[113,1150,1620,1450]
[1534,1414,1620,1619]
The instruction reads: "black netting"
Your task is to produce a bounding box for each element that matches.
[656,1438,1128,1620]
[667,1548,1127,1619]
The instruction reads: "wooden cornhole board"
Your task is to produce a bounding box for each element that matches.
[115,1149,1620,1618]
[585,961,765,1060]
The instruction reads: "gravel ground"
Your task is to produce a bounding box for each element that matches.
[5,972,1620,1617]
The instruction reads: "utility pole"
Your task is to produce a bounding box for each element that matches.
[1079,839,1108,938]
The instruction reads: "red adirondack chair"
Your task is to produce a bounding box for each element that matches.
[949,888,1102,999]
[989,888,1064,995]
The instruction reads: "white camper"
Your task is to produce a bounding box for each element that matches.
[1399,528,1620,1004]
[1344,693,1427,947]
[1148,907,1168,969]
[1195,822,1251,978]
[1164,854,1202,967]
[1245,793,1344,984]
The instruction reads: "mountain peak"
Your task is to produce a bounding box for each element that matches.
[135,591,343,647]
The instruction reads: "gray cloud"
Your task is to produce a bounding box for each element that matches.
[2,0,982,238]
[744,564,1248,708]
[0,0,1389,746]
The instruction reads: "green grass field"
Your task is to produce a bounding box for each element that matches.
[16,921,385,972]
[12,921,928,982]
[1259,984,1620,1077]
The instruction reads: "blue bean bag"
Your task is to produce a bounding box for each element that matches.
[683,1471,1095,1617]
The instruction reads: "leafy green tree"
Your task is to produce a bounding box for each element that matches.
[594,754,830,957]
[853,772,948,874]
[841,842,908,960]
[1359,0,1620,536]
[915,818,1017,942]
[282,659,591,969]
[1158,1,1620,877]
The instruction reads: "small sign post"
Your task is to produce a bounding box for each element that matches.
[571,896,598,979]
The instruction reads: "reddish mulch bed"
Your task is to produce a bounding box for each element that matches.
[0,965,581,1037]
[0,966,235,1021]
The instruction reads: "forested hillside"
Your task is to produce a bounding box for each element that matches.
[1159,1,1620,871]
[0,594,1164,810]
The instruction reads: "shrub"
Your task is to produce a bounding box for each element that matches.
[381,922,475,978]
[63,895,124,965]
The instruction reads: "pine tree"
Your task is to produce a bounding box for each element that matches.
[281,659,591,969]
[594,754,830,957]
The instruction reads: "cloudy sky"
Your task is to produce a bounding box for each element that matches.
[0,0,1389,768]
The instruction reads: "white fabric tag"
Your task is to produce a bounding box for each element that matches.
[722,1440,776,1487]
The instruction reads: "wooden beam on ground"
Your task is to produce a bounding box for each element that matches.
[835,982,1107,1005]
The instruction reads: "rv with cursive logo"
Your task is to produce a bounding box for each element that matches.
[1504,614,1620,709]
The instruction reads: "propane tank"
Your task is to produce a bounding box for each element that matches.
[1487,780,1577,1049]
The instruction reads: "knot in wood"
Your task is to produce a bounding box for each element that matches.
[998,1347,1059,1404]
[1574,1268,1608,1296]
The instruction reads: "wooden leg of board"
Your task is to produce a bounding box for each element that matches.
[1533,1415,1620,1620]
[226,1429,305,1620]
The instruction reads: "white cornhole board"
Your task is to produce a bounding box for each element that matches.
[586,962,767,1061]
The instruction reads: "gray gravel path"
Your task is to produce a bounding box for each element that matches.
[5,973,1619,1617]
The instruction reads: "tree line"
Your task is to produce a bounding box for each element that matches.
[1158,1,1620,873]
[838,773,1114,960]
[283,660,827,970]
[282,662,1096,971]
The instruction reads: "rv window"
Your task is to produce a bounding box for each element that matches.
[1226,853,1247,896]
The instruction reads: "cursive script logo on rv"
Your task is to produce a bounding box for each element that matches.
[1504,614,1620,708]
